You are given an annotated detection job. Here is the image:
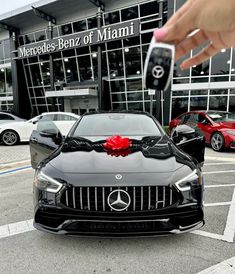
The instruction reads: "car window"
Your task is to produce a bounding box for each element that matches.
[0,113,14,120]
[55,114,77,121]
[42,114,55,121]
[181,114,190,124]
[72,114,161,136]
[36,115,59,133]
[198,114,210,123]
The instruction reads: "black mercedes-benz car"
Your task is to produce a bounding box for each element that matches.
[30,111,205,237]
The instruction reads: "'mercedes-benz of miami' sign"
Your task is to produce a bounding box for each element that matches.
[18,20,140,58]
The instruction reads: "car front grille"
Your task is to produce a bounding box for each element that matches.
[60,186,178,212]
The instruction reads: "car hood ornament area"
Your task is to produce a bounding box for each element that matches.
[107,189,131,211]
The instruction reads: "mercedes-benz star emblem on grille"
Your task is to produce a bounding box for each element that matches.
[115,174,122,180]
[152,65,165,79]
[107,189,131,211]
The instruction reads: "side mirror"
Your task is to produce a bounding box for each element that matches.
[39,128,63,145]
[39,128,59,138]
[171,125,196,144]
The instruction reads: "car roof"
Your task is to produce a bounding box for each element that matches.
[41,112,80,118]
[0,112,24,120]
[82,110,153,117]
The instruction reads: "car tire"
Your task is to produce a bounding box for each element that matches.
[210,132,225,152]
[1,130,20,146]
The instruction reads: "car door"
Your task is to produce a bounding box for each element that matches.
[29,115,62,169]
[197,114,213,143]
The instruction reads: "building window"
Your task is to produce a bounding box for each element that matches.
[87,17,97,29]
[25,33,35,44]
[64,57,79,83]
[110,80,125,93]
[41,62,50,86]
[124,46,141,77]
[172,97,188,118]
[121,6,138,21]
[112,92,126,102]
[35,30,47,42]
[229,96,235,112]
[211,49,231,81]
[190,97,207,111]
[126,78,142,91]
[104,11,120,25]
[78,55,92,81]
[127,92,143,101]
[108,50,124,78]
[140,1,159,17]
[53,60,65,84]
[73,20,87,32]
[209,96,228,111]
[59,23,73,35]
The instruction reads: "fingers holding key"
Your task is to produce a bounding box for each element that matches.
[180,43,219,69]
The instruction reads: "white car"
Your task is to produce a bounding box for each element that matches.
[0,112,26,125]
[0,112,80,146]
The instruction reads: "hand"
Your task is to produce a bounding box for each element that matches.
[154,0,235,69]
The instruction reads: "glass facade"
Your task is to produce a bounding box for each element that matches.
[171,0,235,119]
[16,0,167,116]
[0,0,234,121]
[0,39,13,111]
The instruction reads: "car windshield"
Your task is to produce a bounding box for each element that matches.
[208,112,235,122]
[72,113,161,137]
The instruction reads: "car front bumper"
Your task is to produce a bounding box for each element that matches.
[34,205,204,237]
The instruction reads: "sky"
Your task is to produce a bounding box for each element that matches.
[1,0,37,15]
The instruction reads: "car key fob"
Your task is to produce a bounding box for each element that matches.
[144,37,175,91]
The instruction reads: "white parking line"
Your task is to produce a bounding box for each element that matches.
[203,170,235,175]
[205,162,235,166]
[0,219,35,240]
[197,256,235,273]
[204,202,232,207]
[205,184,235,188]
[205,156,235,162]
[191,230,223,241]
[222,188,235,243]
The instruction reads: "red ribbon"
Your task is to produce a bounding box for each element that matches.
[103,135,132,151]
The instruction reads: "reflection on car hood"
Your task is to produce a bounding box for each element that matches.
[48,135,193,174]
[218,121,235,129]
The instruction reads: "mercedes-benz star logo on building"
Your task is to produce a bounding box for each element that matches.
[115,174,122,180]
[107,189,131,211]
[152,65,165,79]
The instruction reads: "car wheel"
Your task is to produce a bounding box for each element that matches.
[1,130,19,146]
[210,132,224,152]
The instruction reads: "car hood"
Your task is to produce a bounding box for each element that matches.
[218,121,235,129]
[47,135,193,175]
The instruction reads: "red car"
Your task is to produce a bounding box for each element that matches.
[169,111,235,151]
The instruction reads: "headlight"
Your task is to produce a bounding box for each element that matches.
[226,130,235,136]
[175,170,202,191]
[34,171,63,193]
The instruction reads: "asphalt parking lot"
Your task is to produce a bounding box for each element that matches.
[0,145,235,274]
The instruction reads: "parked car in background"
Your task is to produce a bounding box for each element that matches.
[0,112,80,146]
[0,111,26,125]
[30,111,205,236]
[169,110,235,151]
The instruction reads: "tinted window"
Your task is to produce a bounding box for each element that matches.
[121,6,138,21]
[73,114,161,136]
[42,114,55,121]
[55,114,77,121]
[0,113,14,120]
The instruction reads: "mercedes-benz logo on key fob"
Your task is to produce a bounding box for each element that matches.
[144,37,175,91]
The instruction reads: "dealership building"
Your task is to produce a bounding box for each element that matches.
[0,0,235,124]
